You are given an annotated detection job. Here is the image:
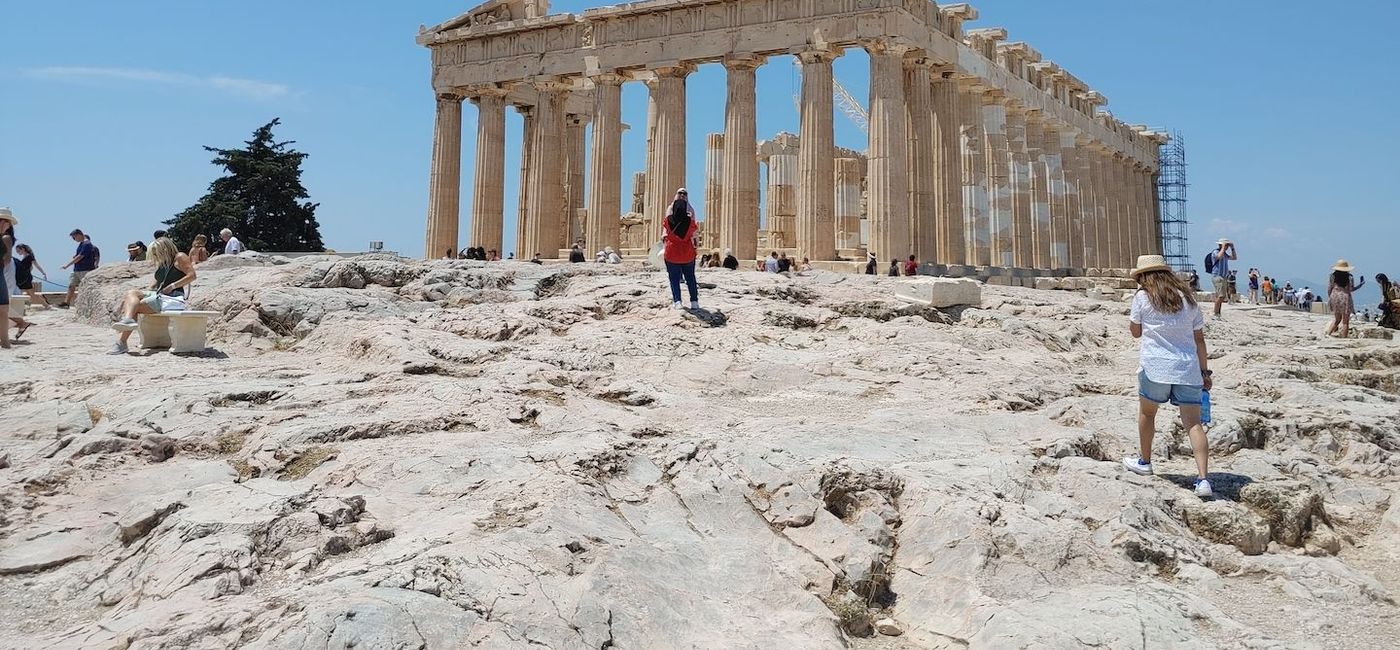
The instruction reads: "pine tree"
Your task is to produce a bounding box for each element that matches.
[165,119,323,252]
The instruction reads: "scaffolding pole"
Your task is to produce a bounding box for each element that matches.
[1158,131,1189,272]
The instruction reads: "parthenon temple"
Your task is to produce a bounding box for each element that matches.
[419,0,1167,275]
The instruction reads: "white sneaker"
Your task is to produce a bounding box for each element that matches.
[672,301,683,310]
[107,341,129,355]
[1194,479,1214,498]
[111,318,138,332]
[690,301,700,310]
[1121,456,1154,476]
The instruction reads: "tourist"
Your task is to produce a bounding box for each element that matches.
[569,244,586,263]
[1229,270,1239,303]
[865,252,877,275]
[489,249,500,261]
[507,252,515,260]
[0,209,19,298]
[190,235,210,264]
[777,252,791,273]
[1299,287,1315,312]
[153,229,167,241]
[220,228,244,255]
[595,248,607,263]
[1325,260,1366,338]
[530,253,543,264]
[1208,239,1236,318]
[699,252,712,268]
[799,257,812,272]
[707,250,723,269]
[1260,276,1273,304]
[108,237,196,355]
[722,249,739,270]
[887,259,899,276]
[0,211,35,343]
[1187,270,1200,292]
[661,187,700,310]
[127,241,148,262]
[1247,268,1260,304]
[764,252,779,273]
[1376,274,1399,329]
[1282,282,1296,306]
[0,235,12,349]
[59,228,99,308]
[904,255,919,276]
[1121,254,1214,498]
[13,244,51,310]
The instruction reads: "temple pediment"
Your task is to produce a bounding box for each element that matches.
[422,0,550,34]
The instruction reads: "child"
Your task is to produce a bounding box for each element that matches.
[1121,255,1214,498]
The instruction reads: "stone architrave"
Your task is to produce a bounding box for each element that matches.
[425,92,464,259]
[1025,113,1053,270]
[866,40,912,266]
[522,81,567,259]
[1005,104,1032,268]
[797,46,839,261]
[834,158,863,251]
[514,105,534,259]
[982,92,1013,268]
[903,54,936,263]
[958,80,989,266]
[704,133,725,250]
[931,70,964,265]
[720,55,763,260]
[644,64,692,238]
[586,73,624,255]
[467,87,508,255]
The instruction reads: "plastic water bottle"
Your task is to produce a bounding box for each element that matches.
[1200,390,1212,424]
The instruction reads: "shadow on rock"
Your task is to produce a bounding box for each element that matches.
[1161,472,1254,501]
[682,308,727,328]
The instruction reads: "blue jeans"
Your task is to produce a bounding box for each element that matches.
[665,261,698,304]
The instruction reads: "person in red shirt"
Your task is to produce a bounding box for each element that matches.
[904,254,919,276]
[662,188,700,310]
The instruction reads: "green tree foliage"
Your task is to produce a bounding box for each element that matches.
[165,119,323,252]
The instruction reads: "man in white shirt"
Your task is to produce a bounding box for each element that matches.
[220,228,244,255]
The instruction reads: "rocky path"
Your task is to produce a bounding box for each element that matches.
[0,255,1397,649]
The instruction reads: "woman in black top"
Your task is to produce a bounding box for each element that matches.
[13,244,50,309]
[721,249,739,270]
[108,237,196,355]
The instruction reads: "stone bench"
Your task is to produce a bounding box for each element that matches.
[138,311,220,353]
[7,295,28,318]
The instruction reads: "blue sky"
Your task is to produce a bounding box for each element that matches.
[3,0,1396,303]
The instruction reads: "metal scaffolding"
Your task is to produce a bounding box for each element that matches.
[1157,131,1189,271]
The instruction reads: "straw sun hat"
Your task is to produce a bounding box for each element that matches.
[1332,259,1355,272]
[1130,254,1172,278]
[0,207,17,226]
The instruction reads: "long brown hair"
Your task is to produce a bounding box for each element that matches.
[1137,269,1197,313]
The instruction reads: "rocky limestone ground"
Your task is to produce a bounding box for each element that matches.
[1,254,1398,650]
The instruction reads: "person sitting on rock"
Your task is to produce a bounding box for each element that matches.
[722,249,739,270]
[904,255,918,276]
[764,251,779,273]
[1121,254,1214,498]
[777,252,791,273]
[865,252,877,275]
[887,259,899,276]
[799,257,812,273]
[108,237,196,355]
[569,244,586,263]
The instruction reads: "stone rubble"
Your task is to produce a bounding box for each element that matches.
[0,255,1396,649]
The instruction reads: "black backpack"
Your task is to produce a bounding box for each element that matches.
[1203,251,1215,274]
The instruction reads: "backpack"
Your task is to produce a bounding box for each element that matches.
[1203,251,1215,274]
[92,246,101,268]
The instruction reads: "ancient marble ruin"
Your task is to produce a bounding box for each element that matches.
[420,0,1165,273]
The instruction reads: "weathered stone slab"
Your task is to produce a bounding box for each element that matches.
[894,277,982,308]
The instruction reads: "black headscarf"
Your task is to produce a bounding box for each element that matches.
[667,199,691,238]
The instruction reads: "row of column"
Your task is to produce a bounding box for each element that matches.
[424,47,1160,267]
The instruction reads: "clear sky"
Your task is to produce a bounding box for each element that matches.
[3,0,1397,304]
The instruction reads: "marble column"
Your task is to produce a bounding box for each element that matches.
[1092,148,1114,269]
[644,65,692,238]
[903,54,936,263]
[834,158,863,251]
[586,73,624,256]
[866,40,912,266]
[704,133,725,250]
[425,92,464,259]
[1110,153,1130,267]
[564,114,587,250]
[1072,135,1095,269]
[797,47,838,261]
[1006,105,1032,268]
[720,55,763,260]
[958,80,989,266]
[765,152,798,248]
[522,82,567,259]
[467,88,507,256]
[514,105,534,259]
[931,70,964,265]
[1148,170,1163,256]
[1026,114,1053,270]
[982,93,1013,268]
[1053,130,1077,270]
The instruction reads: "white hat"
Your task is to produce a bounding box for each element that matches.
[676,187,688,194]
[1130,254,1172,278]
[1332,259,1354,272]
[0,207,16,225]
[1216,238,1231,245]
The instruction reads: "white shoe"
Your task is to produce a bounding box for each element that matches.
[1194,479,1214,498]
[689,301,700,310]
[672,301,683,310]
[1121,456,1154,476]
[107,341,129,355]
[111,318,138,332]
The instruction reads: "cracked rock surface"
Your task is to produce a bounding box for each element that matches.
[1,255,1398,649]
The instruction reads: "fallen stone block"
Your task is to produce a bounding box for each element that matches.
[893,277,982,308]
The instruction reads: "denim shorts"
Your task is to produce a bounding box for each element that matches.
[1138,370,1202,406]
